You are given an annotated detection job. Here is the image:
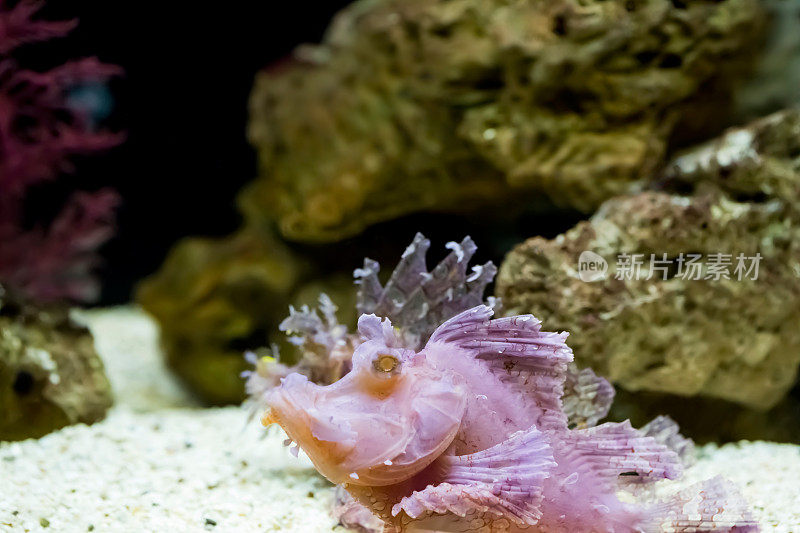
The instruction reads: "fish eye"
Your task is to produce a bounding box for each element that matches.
[372,353,400,374]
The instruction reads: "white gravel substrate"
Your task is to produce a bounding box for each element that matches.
[1,307,799,532]
[0,407,339,532]
[70,307,197,411]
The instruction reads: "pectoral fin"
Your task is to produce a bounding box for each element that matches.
[389,426,555,530]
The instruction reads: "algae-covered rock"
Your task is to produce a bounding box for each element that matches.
[142,0,768,403]
[247,0,764,242]
[136,226,309,404]
[496,109,800,414]
[0,300,112,441]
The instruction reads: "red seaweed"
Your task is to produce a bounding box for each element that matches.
[0,0,122,303]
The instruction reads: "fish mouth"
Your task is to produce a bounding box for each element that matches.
[262,374,360,479]
[262,373,419,485]
[264,373,356,454]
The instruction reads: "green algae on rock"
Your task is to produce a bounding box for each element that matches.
[496,110,800,420]
[136,222,363,404]
[0,299,112,441]
[136,226,309,404]
[247,0,764,242]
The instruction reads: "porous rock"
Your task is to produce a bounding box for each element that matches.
[247,0,764,242]
[496,109,800,415]
[0,301,112,440]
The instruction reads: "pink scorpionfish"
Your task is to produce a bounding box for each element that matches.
[262,305,757,532]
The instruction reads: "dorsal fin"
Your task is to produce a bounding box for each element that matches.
[354,234,496,349]
[426,305,572,430]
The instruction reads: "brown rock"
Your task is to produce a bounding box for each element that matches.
[0,300,112,441]
[247,0,764,242]
[136,226,308,404]
[496,110,800,413]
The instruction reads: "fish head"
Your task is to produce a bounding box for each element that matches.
[262,314,467,486]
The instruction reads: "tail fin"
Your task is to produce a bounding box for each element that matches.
[653,476,759,532]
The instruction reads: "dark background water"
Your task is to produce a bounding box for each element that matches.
[27,1,352,304]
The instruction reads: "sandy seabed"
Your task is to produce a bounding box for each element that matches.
[1,307,799,532]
